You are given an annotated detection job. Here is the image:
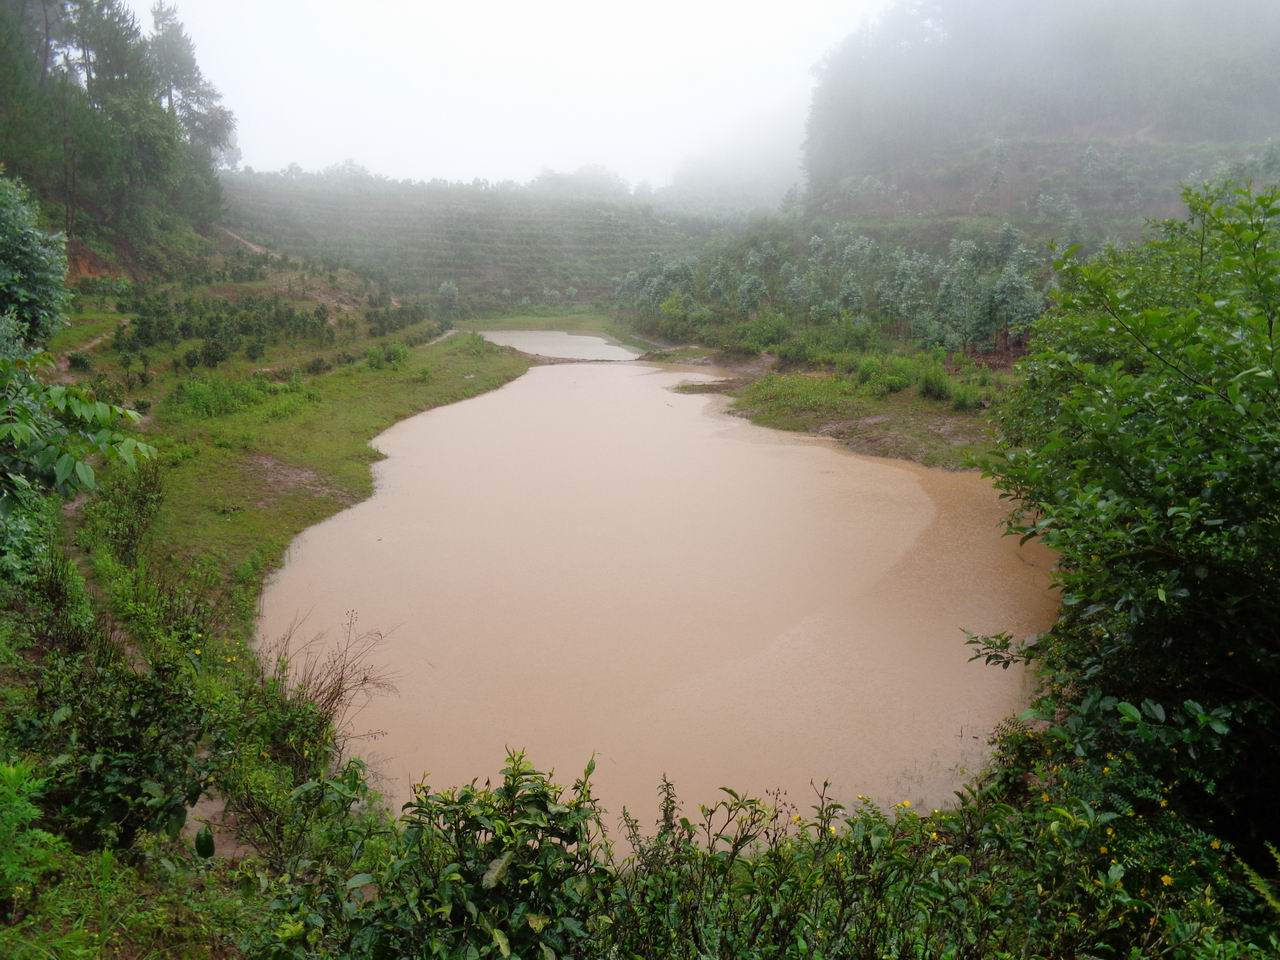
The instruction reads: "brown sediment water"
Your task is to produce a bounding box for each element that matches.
[257,357,1057,827]
[478,329,640,361]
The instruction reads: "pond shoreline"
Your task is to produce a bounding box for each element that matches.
[258,341,1056,826]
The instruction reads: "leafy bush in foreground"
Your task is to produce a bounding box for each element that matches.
[990,184,1280,854]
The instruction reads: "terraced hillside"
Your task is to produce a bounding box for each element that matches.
[810,137,1279,249]
[221,168,707,310]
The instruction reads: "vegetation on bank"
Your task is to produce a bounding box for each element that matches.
[4,149,1280,956]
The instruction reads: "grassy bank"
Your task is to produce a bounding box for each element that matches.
[2,291,533,957]
[683,349,1010,470]
[144,333,529,605]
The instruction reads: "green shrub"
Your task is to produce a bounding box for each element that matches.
[384,343,408,368]
[166,374,301,418]
[308,754,610,959]
[855,354,881,384]
[67,352,91,372]
[365,343,409,370]
[80,459,164,566]
[0,761,65,921]
[17,647,208,849]
[884,354,919,386]
[918,364,954,401]
[30,544,94,649]
[774,337,813,365]
[0,491,57,584]
[952,382,981,411]
[990,184,1280,849]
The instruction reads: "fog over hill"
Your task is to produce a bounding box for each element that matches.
[121,0,882,190]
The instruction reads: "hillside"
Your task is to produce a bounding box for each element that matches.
[0,0,235,276]
[804,0,1280,243]
[220,166,708,311]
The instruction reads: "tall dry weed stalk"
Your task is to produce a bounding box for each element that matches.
[258,610,397,763]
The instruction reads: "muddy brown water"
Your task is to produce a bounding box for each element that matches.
[258,351,1056,828]
[478,329,640,361]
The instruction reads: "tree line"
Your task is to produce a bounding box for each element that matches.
[0,0,235,265]
[616,222,1045,359]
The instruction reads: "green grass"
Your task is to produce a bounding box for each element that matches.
[144,334,530,602]
[47,309,122,355]
[640,345,719,362]
[730,372,994,469]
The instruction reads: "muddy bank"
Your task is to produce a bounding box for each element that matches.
[258,361,1056,827]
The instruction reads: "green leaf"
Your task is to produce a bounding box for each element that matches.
[75,460,95,489]
[54,452,75,486]
[491,927,511,958]
[345,873,375,889]
[1117,702,1141,723]
[526,913,549,933]
[482,851,513,890]
[195,824,215,858]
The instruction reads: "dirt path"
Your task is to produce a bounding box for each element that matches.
[216,225,271,257]
[54,329,114,380]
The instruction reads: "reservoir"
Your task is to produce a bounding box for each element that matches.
[258,337,1056,827]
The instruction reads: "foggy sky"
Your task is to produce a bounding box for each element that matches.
[124,0,884,186]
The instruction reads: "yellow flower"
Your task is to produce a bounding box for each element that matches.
[1161,874,1174,887]
[1159,799,1169,808]
[1106,827,1115,836]
[898,799,912,809]
[791,815,802,825]
[930,832,939,841]
[1210,839,1221,850]
[828,825,837,836]
[1041,792,1050,802]
[193,647,201,656]
[1099,846,1108,854]
[1102,766,1111,775]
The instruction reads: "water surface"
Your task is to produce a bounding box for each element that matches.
[259,361,1055,825]
[478,329,639,361]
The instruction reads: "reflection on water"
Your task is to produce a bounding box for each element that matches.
[258,360,1056,827]
[478,329,640,361]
